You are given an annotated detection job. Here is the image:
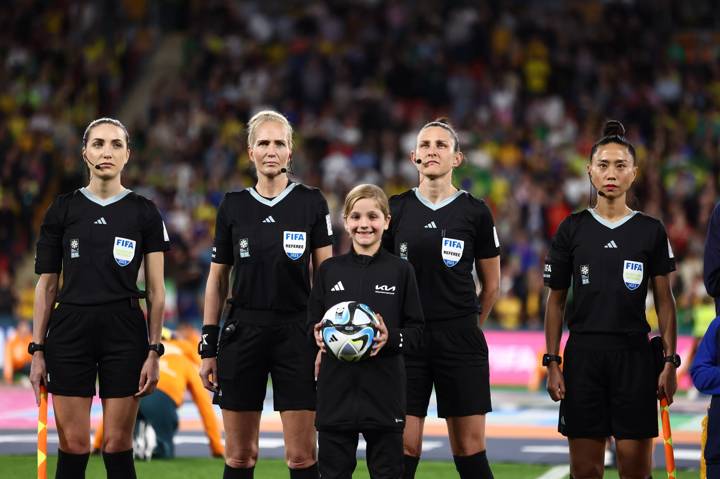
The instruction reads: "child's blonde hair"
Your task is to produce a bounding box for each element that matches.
[343,184,390,218]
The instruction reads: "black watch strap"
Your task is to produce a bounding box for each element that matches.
[663,354,681,368]
[148,343,165,357]
[28,342,45,355]
[542,353,562,367]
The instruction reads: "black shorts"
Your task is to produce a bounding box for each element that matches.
[559,333,658,439]
[45,299,148,398]
[405,315,491,418]
[215,309,315,412]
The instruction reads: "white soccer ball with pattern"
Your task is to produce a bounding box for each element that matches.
[321,301,379,362]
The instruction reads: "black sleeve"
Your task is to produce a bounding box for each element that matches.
[544,215,572,289]
[704,203,720,297]
[385,262,424,354]
[212,195,234,265]
[310,189,334,249]
[473,200,501,259]
[307,261,328,348]
[35,197,65,274]
[649,220,676,277]
[141,200,170,253]
[382,197,399,253]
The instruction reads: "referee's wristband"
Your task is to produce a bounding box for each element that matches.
[198,325,220,358]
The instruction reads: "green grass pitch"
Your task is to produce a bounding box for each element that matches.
[0,455,680,478]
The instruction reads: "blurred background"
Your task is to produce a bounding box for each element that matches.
[1,0,719,388]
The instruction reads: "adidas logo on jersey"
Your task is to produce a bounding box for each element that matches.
[604,240,618,248]
[424,221,437,229]
[262,216,276,223]
[330,281,345,292]
[94,217,107,225]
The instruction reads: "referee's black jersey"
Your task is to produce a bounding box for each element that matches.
[212,182,333,313]
[382,188,500,321]
[35,188,170,305]
[307,248,424,431]
[544,209,676,334]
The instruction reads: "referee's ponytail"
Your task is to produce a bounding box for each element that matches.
[589,120,636,164]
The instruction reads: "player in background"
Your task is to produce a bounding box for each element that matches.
[383,119,501,479]
[544,120,678,479]
[4,320,32,384]
[199,110,333,479]
[29,117,170,479]
[308,184,424,479]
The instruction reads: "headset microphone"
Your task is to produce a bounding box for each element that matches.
[280,167,287,173]
[84,155,102,170]
[415,159,422,164]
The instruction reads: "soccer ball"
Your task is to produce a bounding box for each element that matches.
[321,301,380,362]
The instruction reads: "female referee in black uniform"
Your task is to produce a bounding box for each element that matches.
[544,120,678,479]
[383,119,501,479]
[29,117,170,479]
[199,110,333,479]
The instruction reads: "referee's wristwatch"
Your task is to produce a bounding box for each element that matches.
[664,354,681,368]
[542,354,562,367]
[148,343,165,357]
[27,342,45,355]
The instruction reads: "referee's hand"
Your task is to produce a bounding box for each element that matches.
[657,363,678,405]
[546,364,565,402]
[29,353,47,406]
[200,357,218,392]
[135,354,160,397]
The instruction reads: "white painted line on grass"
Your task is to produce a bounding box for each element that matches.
[522,445,569,454]
[536,465,570,479]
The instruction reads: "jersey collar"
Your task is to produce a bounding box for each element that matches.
[248,182,298,207]
[79,187,132,207]
[350,246,384,265]
[413,187,465,211]
[588,208,638,229]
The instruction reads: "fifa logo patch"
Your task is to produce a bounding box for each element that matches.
[283,231,306,260]
[623,260,643,291]
[70,238,80,259]
[239,238,250,258]
[399,242,408,260]
[580,264,590,285]
[113,237,136,267]
[441,237,464,267]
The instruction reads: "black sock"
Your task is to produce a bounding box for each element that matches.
[223,464,255,479]
[102,449,136,479]
[56,449,89,479]
[403,455,420,479]
[453,451,493,479]
[289,463,319,479]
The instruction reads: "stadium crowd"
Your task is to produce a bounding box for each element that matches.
[1,0,719,335]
